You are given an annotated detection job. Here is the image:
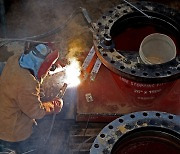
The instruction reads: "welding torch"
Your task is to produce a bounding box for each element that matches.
[53,83,67,112]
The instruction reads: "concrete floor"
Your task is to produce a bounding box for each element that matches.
[0,0,180,154]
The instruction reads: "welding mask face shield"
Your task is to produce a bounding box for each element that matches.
[19,44,59,81]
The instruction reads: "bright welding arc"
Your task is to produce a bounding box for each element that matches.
[64,58,81,87]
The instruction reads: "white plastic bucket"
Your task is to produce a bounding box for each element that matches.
[139,33,176,64]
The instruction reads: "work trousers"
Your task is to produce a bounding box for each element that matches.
[0,126,38,154]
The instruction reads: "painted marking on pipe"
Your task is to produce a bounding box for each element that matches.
[90,58,102,81]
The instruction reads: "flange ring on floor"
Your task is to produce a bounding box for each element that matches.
[90,111,180,154]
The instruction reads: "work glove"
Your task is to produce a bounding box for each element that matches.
[43,102,55,114]
[52,97,63,114]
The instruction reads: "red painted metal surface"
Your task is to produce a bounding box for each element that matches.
[111,25,179,105]
[76,63,180,122]
[112,73,175,107]
[76,25,180,122]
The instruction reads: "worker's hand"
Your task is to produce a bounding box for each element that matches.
[43,102,54,114]
[52,97,63,114]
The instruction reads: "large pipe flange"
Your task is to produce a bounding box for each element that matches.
[90,111,180,154]
[93,1,180,83]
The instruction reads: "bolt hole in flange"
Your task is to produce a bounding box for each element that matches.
[90,111,180,154]
[143,112,148,116]
[109,125,114,129]
[94,1,180,109]
[119,119,124,123]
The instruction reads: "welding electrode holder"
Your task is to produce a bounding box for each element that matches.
[56,83,68,99]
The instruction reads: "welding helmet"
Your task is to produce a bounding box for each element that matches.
[19,44,59,80]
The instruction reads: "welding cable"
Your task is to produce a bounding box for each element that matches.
[122,0,152,19]
[77,136,96,152]
[0,7,91,45]
[83,114,91,137]
[0,39,53,44]
[0,7,79,41]
[21,114,57,154]
[77,114,91,153]
[20,113,57,154]
[0,40,54,50]
[44,113,57,145]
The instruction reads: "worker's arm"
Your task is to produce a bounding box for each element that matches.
[17,82,48,119]
[17,81,63,118]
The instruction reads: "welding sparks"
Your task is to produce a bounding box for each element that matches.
[64,58,81,87]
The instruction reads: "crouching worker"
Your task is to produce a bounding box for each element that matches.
[0,44,63,153]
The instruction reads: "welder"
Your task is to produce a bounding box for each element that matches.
[0,43,64,153]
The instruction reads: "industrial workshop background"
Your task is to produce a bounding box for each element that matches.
[0,0,179,154]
